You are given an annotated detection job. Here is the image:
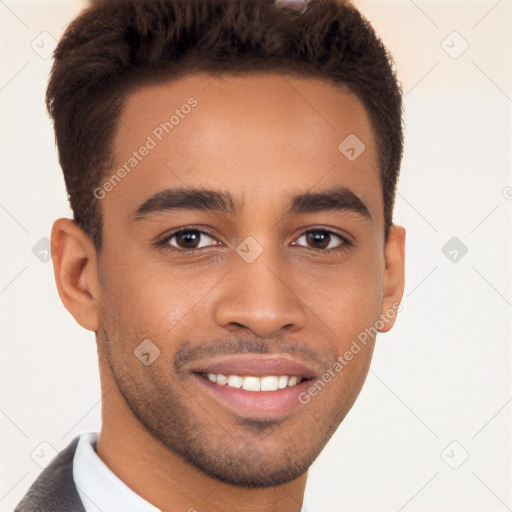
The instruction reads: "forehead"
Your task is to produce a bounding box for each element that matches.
[109,72,382,224]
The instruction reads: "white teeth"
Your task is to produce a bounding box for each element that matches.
[204,373,304,391]
[216,374,227,385]
[227,375,243,388]
[288,376,298,387]
[242,376,261,391]
[278,375,289,389]
[260,376,279,391]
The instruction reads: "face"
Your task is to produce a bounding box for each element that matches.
[94,73,395,487]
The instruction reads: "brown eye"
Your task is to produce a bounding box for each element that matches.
[167,230,218,250]
[295,229,347,251]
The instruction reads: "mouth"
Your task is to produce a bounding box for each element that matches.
[189,356,316,417]
[199,372,306,391]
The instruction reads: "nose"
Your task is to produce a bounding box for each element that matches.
[212,249,307,339]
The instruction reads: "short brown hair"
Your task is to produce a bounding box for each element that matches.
[47,0,403,251]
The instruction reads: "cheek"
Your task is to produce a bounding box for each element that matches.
[309,256,383,408]
[99,255,219,337]
[301,249,384,345]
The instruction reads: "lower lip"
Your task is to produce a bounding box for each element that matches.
[193,373,311,417]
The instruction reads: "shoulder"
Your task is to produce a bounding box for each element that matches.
[14,436,85,512]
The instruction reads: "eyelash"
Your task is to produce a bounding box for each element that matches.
[155,226,354,254]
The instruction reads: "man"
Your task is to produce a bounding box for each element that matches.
[15,0,405,510]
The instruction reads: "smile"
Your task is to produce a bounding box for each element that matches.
[201,373,305,391]
[189,355,317,417]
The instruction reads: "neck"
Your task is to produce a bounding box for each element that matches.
[96,354,307,512]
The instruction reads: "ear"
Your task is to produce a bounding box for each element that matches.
[379,225,406,333]
[51,218,100,332]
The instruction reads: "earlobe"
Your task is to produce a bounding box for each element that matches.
[51,218,100,332]
[379,225,406,333]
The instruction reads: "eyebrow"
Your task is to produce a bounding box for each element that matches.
[287,186,371,219]
[132,185,372,221]
[133,187,238,220]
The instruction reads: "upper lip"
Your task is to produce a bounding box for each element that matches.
[190,355,317,379]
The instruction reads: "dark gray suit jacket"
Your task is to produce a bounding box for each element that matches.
[14,436,86,512]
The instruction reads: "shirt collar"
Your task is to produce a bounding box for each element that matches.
[73,432,161,512]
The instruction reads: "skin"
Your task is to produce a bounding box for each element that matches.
[51,73,405,512]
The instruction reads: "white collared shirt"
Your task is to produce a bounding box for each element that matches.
[73,432,161,512]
